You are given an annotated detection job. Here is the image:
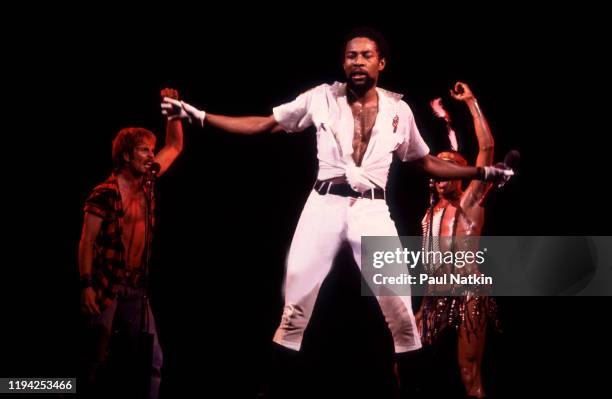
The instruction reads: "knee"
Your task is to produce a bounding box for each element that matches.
[458,353,478,383]
[153,344,163,372]
[460,365,475,386]
[460,350,478,365]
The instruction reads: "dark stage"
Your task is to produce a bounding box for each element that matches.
[5,10,611,398]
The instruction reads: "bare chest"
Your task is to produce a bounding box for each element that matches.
[121,189,146,226]
[119,188,146,268]
[439,204,483,237]
[350,103,378,166]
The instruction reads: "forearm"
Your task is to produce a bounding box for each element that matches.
[78,240,94,278]
[466,98,494,165]
[154,118,184,175]
[165,118,184,152]
[205,113,278,135]
[420,155,482,180]
[461,97,495,204]
[78,237,100,314]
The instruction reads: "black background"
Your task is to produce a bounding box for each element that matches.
[5,7,610,398]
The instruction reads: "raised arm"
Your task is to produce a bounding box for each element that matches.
[450,82,495,208]
[154,88,185,176]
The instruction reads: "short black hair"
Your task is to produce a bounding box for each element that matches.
[343,27,390,60]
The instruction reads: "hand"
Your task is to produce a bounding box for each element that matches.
[161,98,206,127]
[160,87,179,100]
[81,287,101,316]
[483,163,514,188]
[449,81,475,102]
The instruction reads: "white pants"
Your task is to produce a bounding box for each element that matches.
[273,189,422,353]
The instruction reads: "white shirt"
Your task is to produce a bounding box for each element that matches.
[273,82,429,191]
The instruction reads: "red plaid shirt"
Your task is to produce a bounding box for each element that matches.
[84,173,154,308]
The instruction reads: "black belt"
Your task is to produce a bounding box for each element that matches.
[116,268,145,289]
[314,180,385,200]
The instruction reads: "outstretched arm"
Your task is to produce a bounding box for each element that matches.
[161,97,283,135]
[413,154,482,180]
[412,154,511,183]
[205,113,282,134]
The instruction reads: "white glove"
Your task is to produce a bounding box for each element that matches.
[161,97,206,127]
[483,163,514,188]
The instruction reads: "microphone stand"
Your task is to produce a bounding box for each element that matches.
[420,180,436,286]
[419,179,437,339]
[426,179,436,264]
[138,167,157,399]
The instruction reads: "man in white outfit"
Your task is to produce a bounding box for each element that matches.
[162,27,511,395]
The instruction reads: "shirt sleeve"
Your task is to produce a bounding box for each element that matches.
[272,87,318,133]
[84,186,114,221]
[395,101,430,162]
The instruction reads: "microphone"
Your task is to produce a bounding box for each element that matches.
[478,149,520,205]
[493,150,520,189]
[149,162,161,175]
[146,162,161,181]
[503,149,520,171]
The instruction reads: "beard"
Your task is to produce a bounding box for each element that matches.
[127,159,150,177]
[347,72,376,94]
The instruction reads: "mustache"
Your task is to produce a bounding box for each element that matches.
[350,69,368,76]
